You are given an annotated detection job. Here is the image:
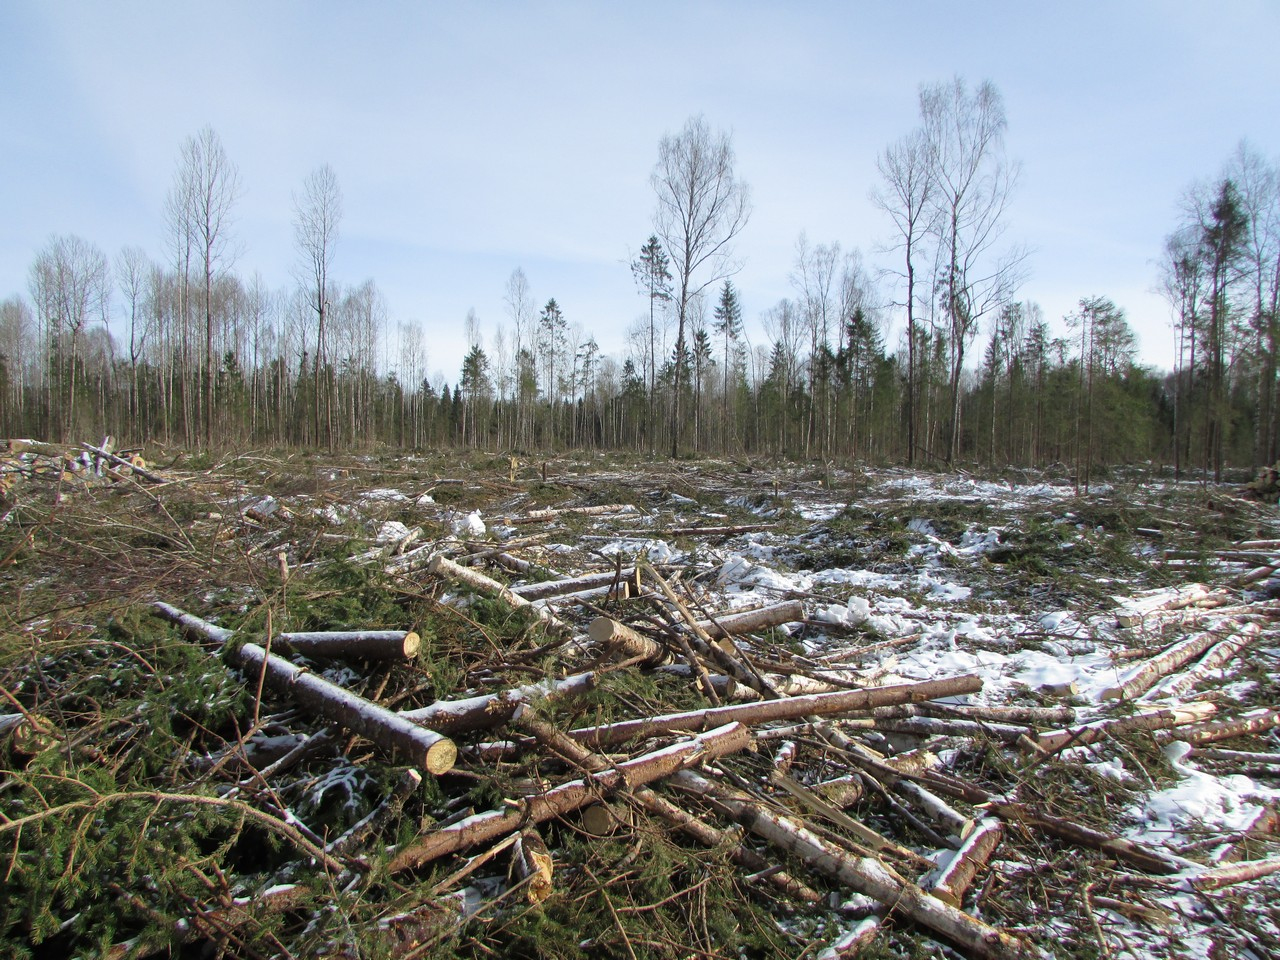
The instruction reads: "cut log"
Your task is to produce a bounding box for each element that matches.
[428,553,583,645]
[506,503,637,525]
[927,818,1004,906]
[1113,584,1216,627]
[399,672,598,734]
[513,567,638,601]
[1144,624,1261,700]
[276,629,421,660]
[153,602,456,775]
[513,710,821,903]
[1154,707,1280,746]
[918,701,1076,726]
[1185,856,1280,891]
[80,441,167,483]
[665,522,778,537]
[643,561,778,698]
[1100,627,1235,701]
[672,770,1044,960]
[1188,747,1280,767]
[568,674,984,748]
[868,716,1031,744]
[327,768,423,857]
[988,802,1186,874]
[1034,702,1217,753]
[695,600,806,639]
[386,721,752,874]
[512,828,554,903]
[587,617,667,665]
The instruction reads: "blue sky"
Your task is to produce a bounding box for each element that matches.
[3,2,1278,381]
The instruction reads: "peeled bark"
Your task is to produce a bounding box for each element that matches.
[569,674,984,748]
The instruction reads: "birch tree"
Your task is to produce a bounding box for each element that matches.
[919,78,1024,463]
[294,163,342,450]
[651,115,751,457]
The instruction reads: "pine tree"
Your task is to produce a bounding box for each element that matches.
[713,280,743,448]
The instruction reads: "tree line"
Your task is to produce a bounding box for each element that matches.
[2,82,1279,478]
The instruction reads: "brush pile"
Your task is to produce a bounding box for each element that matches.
[2,452,1279,958]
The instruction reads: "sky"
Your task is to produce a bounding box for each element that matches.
[3,2,1279,383]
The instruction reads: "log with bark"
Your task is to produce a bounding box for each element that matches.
[1154,707,1280,746]
[568,674,984,748]
[153,602,457,775]
[386,720,753,874]
[987,802,1188,874]
[1143,623,1262,700]
[398,672,598,735]
[671,770,1045,960]
[1100,627,1240,701]
[275,629,421,660]
[1033,702,1217,753]
[926,817,1004,907]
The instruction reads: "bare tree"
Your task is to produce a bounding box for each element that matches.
[28,235,111,439]
[170,127,240,446]
[919,78,1025,463]
[651,115,751,457]
[116,246,151,434]
[294,163,342,449]
[0,296,34,433]
[873,127,936,464]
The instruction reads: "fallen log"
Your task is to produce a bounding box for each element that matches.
[275,629,421,660]
[511,828,554,903]
[398,672,598,734]
[665,522,778,537]
[514,709,822,903]
[1113,584,1219,627]
[672,771,1044,960]
[569,674,984,749]
[918,701,1076,726]
[1154,707,1280,746]
[988,802,1186,875]
[1185,856,1280,891]
[587,617,668,665]
[428,553,583,645]
[1144,624,1262,700]
[695,599,806,639]
[926,818,1004,906]
[1188,747,1280,767]
[153,602,457,775]
[1100,627,1236,701]
[513,567,638,601]
[1034,702,1217,753]
[506,503,637,525]
[386,721,752,874]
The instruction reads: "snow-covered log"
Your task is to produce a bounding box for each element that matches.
[1034,702,1217,753]
[926,818,1004,906]
[1144,623,1261,700]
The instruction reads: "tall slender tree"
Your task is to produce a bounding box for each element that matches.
[651,115,751,457]
[294,163,342,450]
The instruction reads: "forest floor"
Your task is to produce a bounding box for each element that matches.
[2,444,1279,960]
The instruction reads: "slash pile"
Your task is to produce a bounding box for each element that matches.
[2,452,1279,959]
